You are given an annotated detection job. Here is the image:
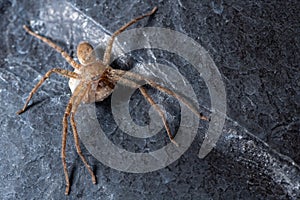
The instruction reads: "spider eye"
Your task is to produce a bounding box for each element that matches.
[77,42,95,65]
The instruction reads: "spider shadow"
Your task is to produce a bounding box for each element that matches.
[69,156,79,191]
[68,147,98,191]
[20,98,49,113]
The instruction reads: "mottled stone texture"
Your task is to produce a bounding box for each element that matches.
[0,0,299,199]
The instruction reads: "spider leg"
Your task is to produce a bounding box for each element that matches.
[62,82,96,195]
[62,101,72,195]
[111,76,178,146]
[69,82,97,186]
[103,7,157,65]
[23,25,81,69]
[17,68,79,115]
[147,80,209,121]
[139,87,179,146]
[111,69,210,121]
[62,81,85,195]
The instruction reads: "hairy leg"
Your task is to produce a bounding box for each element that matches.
[111,76,178,146]
[139,87,179,146]
[23,25,81,69]
[103,7,157,65]
[62,102,72,195]
[62,82,96,195]
[111,69,209,121]
[70,83,97,186]
[17,68,79,114]
[61,81,84,195]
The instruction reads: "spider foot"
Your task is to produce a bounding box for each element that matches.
[16,109,25,115]
[92,174,97,184]
[171,139,179,147]
[200,115,210,121]
[65,184,70,195]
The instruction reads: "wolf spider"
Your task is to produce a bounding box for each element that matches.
[17,7,209,195]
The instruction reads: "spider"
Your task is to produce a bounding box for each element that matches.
[17,7,209,195]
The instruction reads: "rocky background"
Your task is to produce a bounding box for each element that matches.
[0,0,299,199]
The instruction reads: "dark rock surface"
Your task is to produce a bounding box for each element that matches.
[0,0,299,199]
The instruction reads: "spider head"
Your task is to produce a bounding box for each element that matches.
[77,42,96,65]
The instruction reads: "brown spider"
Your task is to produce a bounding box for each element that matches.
[17,7,209,195]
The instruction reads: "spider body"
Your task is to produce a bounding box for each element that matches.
[68,61,115,103]
[17,7,209,195]
[68,41,114,103]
